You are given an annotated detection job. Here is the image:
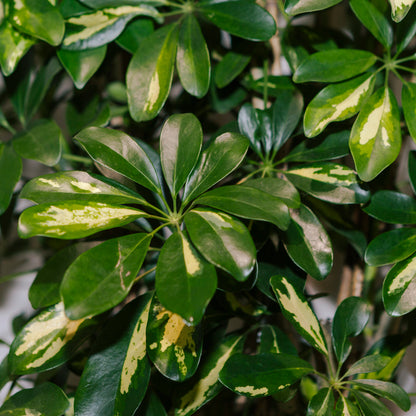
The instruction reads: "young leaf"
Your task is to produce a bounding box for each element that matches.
[177,15,210,98]
[127,24,179,122]
[343,355,391,378]
[304,73,375,137]
[282,204,333,280]
[75,294,152,416]
[402,82,416,143]
[270,275,329,356]
[215,51,250,88]
[306,388,334,416]
[160,113,202,197]
[293,49,377,83]
[0,143,22,215]
[219,353,313,397]
[285,0,342,15]
[75,126,160,192]
[183,132,249,204]
[184,208,256,281]
[389,0,416,22]
[155,232,217,324]
[353,391,393,416]
[146,299,202,381]
[18,201,146,239]
[332,297,370,364]
[61,233,151,319]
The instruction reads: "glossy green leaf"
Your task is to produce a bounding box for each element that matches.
[0,383,69,416]
[75,126,160,192]
[383,252,416,316]
[285,0,342,15]
[343,355,391,378]
[199,1,276,41]
[0,143,22,215]
[62,5,158,50]
[61,233,151,319]
[306,388,334,416]
[75,294,152,416]
[160,113,202,197]
[21,170,146,205]
[365,228,416,266]
[195,185,290,230]
[11,0,64,45]
[350,87,401,181]
[8,303,93,375]
[185,208,256,281]
[139,391,167,416]
[335,396,361,416]
[116,18,154,54]
[177,15,210,97]
[12,119,62,166]
[396,5,416,51]
[259,325,297,355]
[127,24,178,122]
[57,46,106,89]
[156,232,217,324]
[215,51,250,88]
[219,352,313,397]
[350,0,393,48]
[18,201,146,239]
[304,73,375,137]
[332,297,370,364]
[409,151,416,194]
[363,191,416,223]
[353,391,393,416]
[270,275,329,356]
[146,298,202,381]
[402,82,416,143]
[282,204,333,280]
[293,49,377,83]
[183,132,249,204]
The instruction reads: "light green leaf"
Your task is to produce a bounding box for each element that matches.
[215,51,250,88]
[0,143,22,215]
[343,355,391,378]
[388,0,415,22]
[285,0,342,15]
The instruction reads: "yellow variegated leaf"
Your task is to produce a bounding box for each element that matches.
[389,0,416,21]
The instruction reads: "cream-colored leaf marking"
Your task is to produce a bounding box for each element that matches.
[387,255,416,295]
[182,237,200,275]
[275,277,327,355]
[196,210,233,229]
[119,299,151,394]
[234,386,268,396]
[144,72,160,113]
[287,166,355,186]
[149,342,158,350]
[24,410,42,416]
[38,178,60,188]
[70,180,101,193]
[13,0,24,10]
[391,0,414,8]
[175,345,188,376]
[104,6,146,15]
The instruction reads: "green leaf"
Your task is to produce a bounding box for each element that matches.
[0,143,22,215]
[363,191,416,223]
[270,275,328,356]
[282,204,333,280]
[146,298,202,381]
[12,119,62,166]
[139,392,167,416]
[127,24,178,122]
[177,15,210,98]
[116,18,154,54]
[75,126,160,192]
[160,113,202,197]
[351,379,410,411]
[259,325,297,355]
[75,294,152,416]
[195,184,290,230]
[293,49,377,83]
[396,5,416,51]
[57,46,107,89]
[11,0,64,45]
[199,1,276,41]
[335,396,361,416]
[365,228,416,266]
[185,208,256,281]
[350,0,393,48]
[285,0,342,15]
[183,132,249,204]
[156,232,217,324]
[21,171,146,205]
[8,303,94,375]
[219,352,313,397]
[215,51,250,88]
[0,383,69,416]
[382,252,416,316]
[18,201,146,239]
[343,355,391,378]
[332,297,370,364]
[353,391,393,416]
[409,150,416,194]
[402,82,416,143]
[306,388,334,416]
[304,73,375,138]
[351,86,401,181]
[61,233,151,319]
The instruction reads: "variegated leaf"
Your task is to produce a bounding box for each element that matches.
[335,396,361,416]
[389,0,416,21]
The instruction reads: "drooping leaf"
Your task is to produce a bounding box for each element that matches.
[185,208,256,281]
[350,87,401,182]
[353,391,393,416]
[146,298,202,381]
[388,0,416,22]
[61,233,151,319]
[270,275,329,356]
[306,388,334,416]
[215,51,250,88]
[285,0,342,15]
[343,355,391,378]
[18,201,146,239]
[0,143,22,215]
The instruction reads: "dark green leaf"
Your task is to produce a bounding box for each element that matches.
[306,388,334,416]
[139,391,167,416]
[396,5,416,50]
[343,355,391,377]
[199,1,276,41]
[0,143,22,215]
[156,232,217,324]
[293,49,377,83]
[389,0,416,22]
[243,75,296,98]
[215,51,250,88]
[353,391,393,416]
[259,325,297,355]
[402,82,416,143]
[116,19,154,54]
[285,0,342,15]
[127,24,178,122]
[409,150,416,194]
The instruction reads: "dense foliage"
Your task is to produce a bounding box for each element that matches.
[2,0,416,414]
